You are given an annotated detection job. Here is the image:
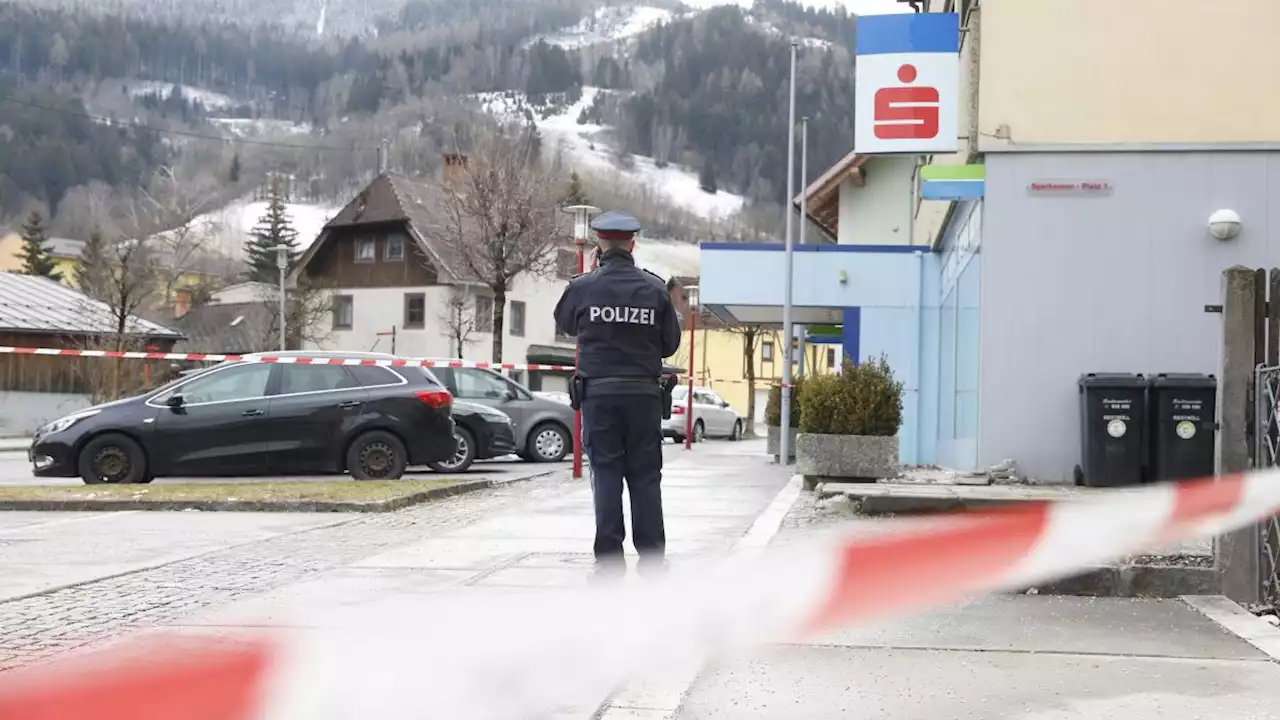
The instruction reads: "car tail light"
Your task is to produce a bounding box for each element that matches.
[671,404,685,414]
[415,389,452,409]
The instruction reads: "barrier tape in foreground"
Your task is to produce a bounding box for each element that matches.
[0,344,774,384]
[3,470,1274,719]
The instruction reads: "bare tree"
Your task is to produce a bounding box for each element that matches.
[252,277,334,351]
[439,286,479,357]
[141,167,222,307]
[432,132,561,362]
[727,324,766,436]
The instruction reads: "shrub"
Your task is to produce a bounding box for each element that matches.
[799,356,903,436]
[763,377,805,428]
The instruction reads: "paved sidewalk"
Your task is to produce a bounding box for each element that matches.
[666,487,1280,719]
[153,439,791,713]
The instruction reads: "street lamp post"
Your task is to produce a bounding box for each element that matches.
[684,285,699,450]
[272,245,289,352]
[779,38,799,466]
[561,204,599,481]
[796,116,809,381]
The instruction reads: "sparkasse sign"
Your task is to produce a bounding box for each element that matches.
[853,12,960,155]
[1027,180,1114,196]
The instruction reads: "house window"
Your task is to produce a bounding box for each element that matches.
[761,341,774,362]
[475,295,494,333]
[509,300,526,337]
[557,248,578,279]
[354,238,376,263]
[385,235,405,262]
[827,348,836,368]
[332,294,354,329]
[404,293,425,329]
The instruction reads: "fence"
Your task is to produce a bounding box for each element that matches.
[1254,365,1280,608]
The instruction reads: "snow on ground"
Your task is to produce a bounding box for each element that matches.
[633,239,700,282]
[533,5,674,48]
[175,198,342,258]
[210,118,313,138]
[489,87,746,221]
[745,16,832,48]
[125,81,237,111]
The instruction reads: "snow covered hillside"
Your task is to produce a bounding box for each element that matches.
[479,88,746,222]
[124,81,237,111]
[173,198,342,258]
[531,5,674,49]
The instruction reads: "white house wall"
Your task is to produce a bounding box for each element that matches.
[306,272,571,363]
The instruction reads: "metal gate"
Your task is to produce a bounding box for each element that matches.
[1253,364,1280,608]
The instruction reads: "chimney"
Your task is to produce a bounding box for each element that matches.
[173,289,193,319]
[442,153,468,185]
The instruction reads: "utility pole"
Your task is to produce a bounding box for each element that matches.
[796,116,809,381]
[779,39,799,466]
[274,245,288,351]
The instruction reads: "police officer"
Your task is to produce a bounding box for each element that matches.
[554,211,682,578]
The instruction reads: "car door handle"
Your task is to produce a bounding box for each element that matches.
[241,409,265,417]
[337,400,361,409]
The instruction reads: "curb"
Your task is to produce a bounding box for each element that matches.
[1181,595,1280,661]
[0,469,562,513]
[1017,564,1220,598]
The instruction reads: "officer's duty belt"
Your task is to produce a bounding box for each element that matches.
[584,377,661,397]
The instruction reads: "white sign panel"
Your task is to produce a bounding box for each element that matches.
[854,12,961,155]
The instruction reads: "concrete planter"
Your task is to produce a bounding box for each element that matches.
[766,425,798,461]
[795,433,899,482]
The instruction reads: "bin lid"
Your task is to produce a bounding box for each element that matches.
[1149,372,1217,388]
[1078,372,1146,389]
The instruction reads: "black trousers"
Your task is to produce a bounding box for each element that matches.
[581,392,665,566]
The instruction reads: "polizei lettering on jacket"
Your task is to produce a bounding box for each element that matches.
[589,305,657,325]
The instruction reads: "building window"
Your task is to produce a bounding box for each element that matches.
[557,248,578,279]
[761,341,774,362]
[827,348,836,368]
[332,294,354,329]
[354,238,376,263]
[385,235,406,262]
[475,295,494,333]
[509,300,526,337]
[404,293,425,329]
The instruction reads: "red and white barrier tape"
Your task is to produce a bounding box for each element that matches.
[1,470,1277,718]
[0,344,773,384]
[0,345,576,372]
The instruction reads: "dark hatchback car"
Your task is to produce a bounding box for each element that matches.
[29,352,458,484]
[428,400,518,473]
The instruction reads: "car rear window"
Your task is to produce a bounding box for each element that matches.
[347,365,406,387]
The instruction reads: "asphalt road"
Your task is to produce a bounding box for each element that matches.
[0,450,567,486]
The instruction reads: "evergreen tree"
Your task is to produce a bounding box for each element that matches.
[17,210,60,281]
[75,228,110,299]
[561,171,590,206]
[698,157,718,194]
[244,179,301,283]
[229,153,242,184]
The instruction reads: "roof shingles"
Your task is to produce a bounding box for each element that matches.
[0,273,181,338]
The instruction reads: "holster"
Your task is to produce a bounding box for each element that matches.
[660,374,679,420]
[568,374,584,411]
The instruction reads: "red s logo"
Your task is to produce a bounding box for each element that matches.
[873,64,940,140]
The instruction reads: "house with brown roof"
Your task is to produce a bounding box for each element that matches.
[291,156,576,380]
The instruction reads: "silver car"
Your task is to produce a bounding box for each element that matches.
[431,367,576,462]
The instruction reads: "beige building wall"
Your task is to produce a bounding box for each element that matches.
[978,0,1280,148]
[839,156,916,246]
[915,1,981,247]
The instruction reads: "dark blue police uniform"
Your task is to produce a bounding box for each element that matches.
[553,211,682,574]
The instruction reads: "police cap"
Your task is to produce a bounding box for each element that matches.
[590,210,642,241]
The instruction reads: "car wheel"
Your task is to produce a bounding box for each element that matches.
[347,431,408,480]
[729,420,743,441]
[78,433,147,485]
[429,427,477,473]
[692,420,705,443]
[528,422,570,462]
